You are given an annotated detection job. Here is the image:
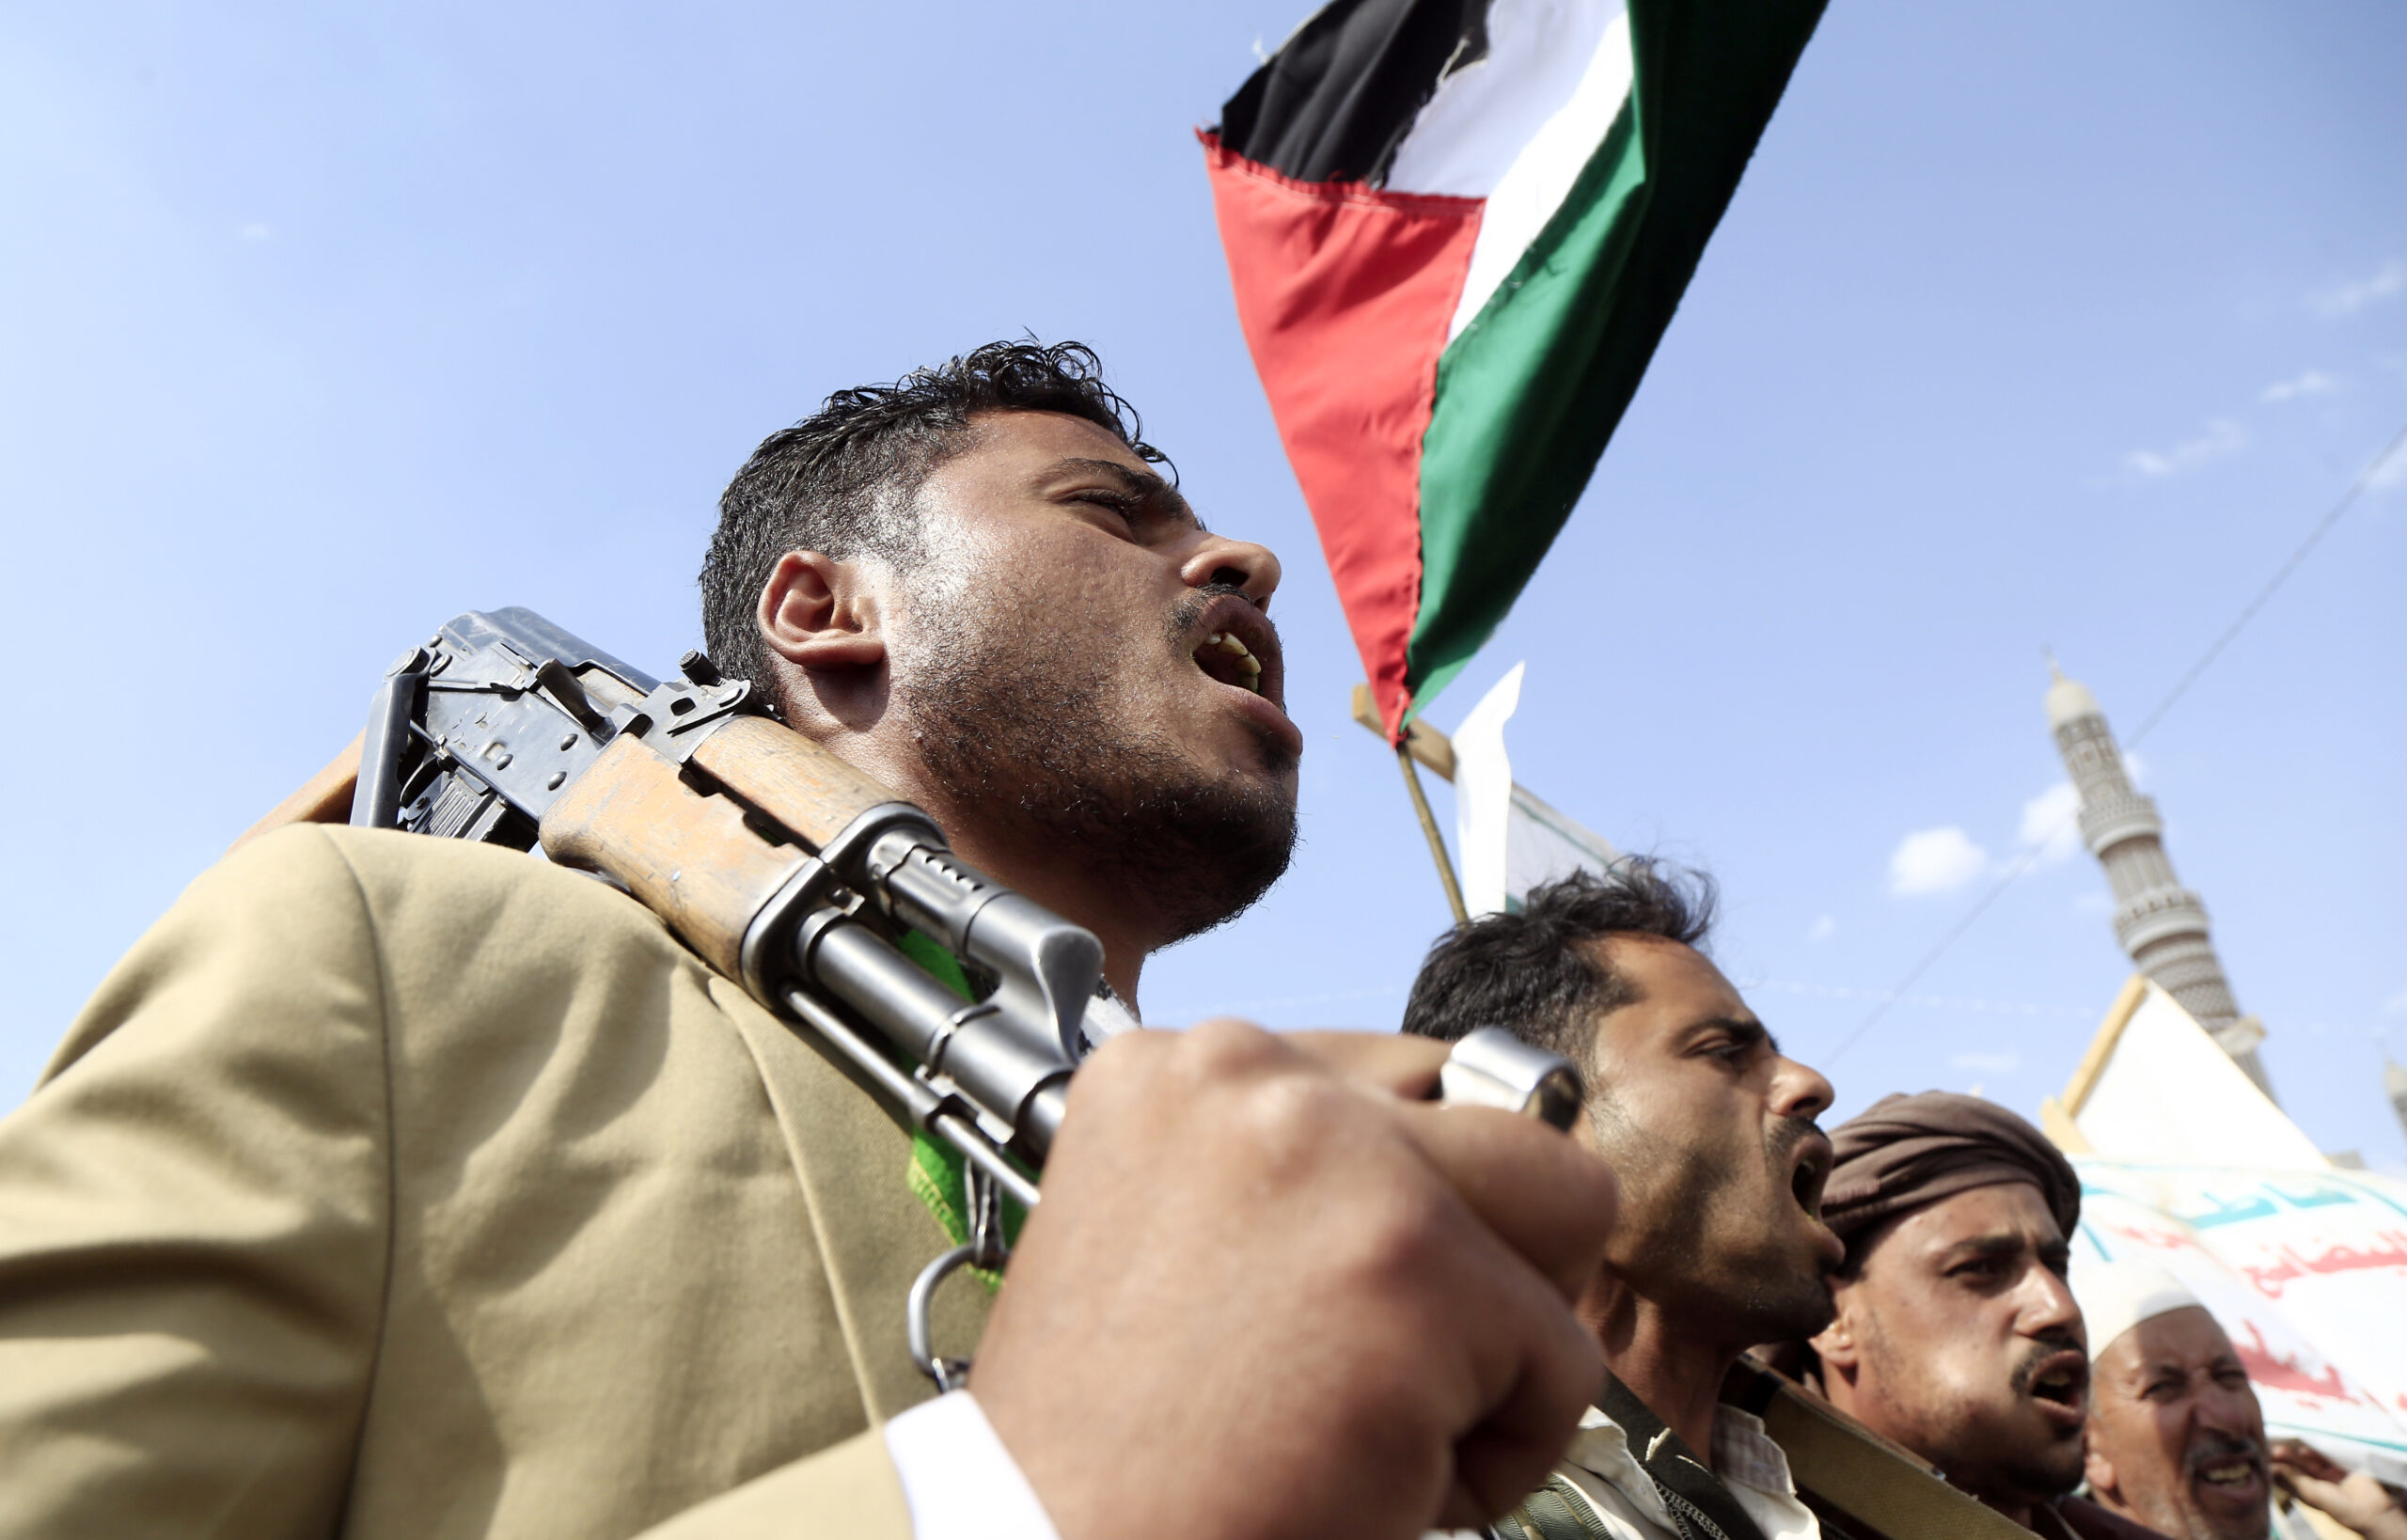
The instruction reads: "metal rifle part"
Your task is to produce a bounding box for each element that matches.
[1439,1028,1584,1130]
[362,606,660,849]
[352,650,427,830]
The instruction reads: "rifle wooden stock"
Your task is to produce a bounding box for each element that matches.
[1723,1359,2031,1540]
[539,735,809,980]
[230,731,365,855]
[687,715,896,850]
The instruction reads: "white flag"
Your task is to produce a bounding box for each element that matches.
[1451,663,1619,919]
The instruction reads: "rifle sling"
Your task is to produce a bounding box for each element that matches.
[1598,1373,1774,1540]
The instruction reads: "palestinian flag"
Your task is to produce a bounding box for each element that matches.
[1204,0,1824,737]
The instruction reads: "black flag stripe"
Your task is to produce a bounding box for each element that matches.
[1214,0,1495,186]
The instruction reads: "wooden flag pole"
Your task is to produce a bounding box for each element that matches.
[1395,739,1470,926]
[1353,684,1469,923]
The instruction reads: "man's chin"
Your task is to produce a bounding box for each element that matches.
[2002,1434,2087,1506]
[1731,1265,1837,1344]
[2189,1472,2270,1533]
[1146,790,1298,945]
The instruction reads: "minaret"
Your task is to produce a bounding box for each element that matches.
[2046,660,2273,1097]
[2385,1060,2407,1146]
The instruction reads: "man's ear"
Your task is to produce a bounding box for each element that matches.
[759,551,886,671]
[1811,1292,1863,1373]
[2084,1442,2119,1505]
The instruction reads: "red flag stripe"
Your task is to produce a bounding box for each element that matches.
[1200,132,1482,741]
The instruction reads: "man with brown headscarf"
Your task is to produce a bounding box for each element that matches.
[1801,1092,2155,1540]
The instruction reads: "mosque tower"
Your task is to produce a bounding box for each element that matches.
[2045,661,2273,1097]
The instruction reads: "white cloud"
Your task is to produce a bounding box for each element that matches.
[1889,826,1988,896]
[2260,369,2337,403]
[1951,1050,2020,1075]
[2124,418,2246,479]
[2371,445,2407,495]
[2019,781,2084,864]
[2386,987,2407,1015]
[1807,914,1837,943]
[2311,259,2406,319]
[238,222,270,241]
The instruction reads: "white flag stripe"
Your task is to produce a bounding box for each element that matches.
[1446,8,1632,341]
[1382,0,1620,199]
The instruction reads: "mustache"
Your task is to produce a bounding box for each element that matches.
[2184,1431,2265,1479]
[1765,1114,1819,1169]
[2007,1331,2086,1395]
[1167,581,1267,638]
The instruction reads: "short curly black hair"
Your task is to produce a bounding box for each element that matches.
[699,339,1167,697]
[1401,859,1717,1073]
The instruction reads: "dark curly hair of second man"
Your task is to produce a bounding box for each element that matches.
[1401,859,1716,1075]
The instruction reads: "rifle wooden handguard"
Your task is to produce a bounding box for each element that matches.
[539,734,810,980]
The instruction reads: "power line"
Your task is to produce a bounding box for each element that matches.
[1823,416,2407,1068]
[2124,416,2407,750]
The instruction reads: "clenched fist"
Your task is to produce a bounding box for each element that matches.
[973,1020,1617,1540]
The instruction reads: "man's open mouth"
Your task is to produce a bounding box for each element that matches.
[1188,598,1282,706]
[2193,1452,2264,1492]
[1193,628,1265,693]
[2026,1351,2089,1412]
[1789,1139,1831,1219]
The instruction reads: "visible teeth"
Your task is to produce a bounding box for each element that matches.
[1196,630,1264,693]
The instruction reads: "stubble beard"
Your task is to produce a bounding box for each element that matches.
[1599,1107,1837,1345]
[1871,1328,2085,1509]
[891,582,1298,946]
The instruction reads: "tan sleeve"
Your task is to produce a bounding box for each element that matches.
[632,1428,914,1539]
[0,826,389,1537]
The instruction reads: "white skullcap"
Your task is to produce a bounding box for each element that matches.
[2075,1258,2203,1354]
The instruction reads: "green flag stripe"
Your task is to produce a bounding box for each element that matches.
[1404,0,1827,717]
[1406,96,1649,714]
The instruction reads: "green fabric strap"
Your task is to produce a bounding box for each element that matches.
[891,930,1028,1288]
[1501,1475,1615,1540]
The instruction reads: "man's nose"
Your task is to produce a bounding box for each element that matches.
[1769,1057,1834,1123]
[1180,533,1282,610]
[2195,1382,2261,1442]
[2019,1262,2084,1340]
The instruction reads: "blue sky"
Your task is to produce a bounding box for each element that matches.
[5,1,2401,1169]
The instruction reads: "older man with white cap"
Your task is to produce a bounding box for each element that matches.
[2077,1261,2407,1540]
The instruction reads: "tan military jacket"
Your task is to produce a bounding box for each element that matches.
[0,825,988,1538]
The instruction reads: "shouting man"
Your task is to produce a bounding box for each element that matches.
[0,342,1614,1540]
[2078,1261,2407,1540]
[1807,1092,2140,1540]
[1406,865,1846,1540]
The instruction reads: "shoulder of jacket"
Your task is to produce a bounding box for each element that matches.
[311,825,652,908]
[228,825,681,962]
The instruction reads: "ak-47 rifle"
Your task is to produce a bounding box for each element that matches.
[260,606,1582,1385]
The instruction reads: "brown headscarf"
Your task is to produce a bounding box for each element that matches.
[1821,1091,2081,1265]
